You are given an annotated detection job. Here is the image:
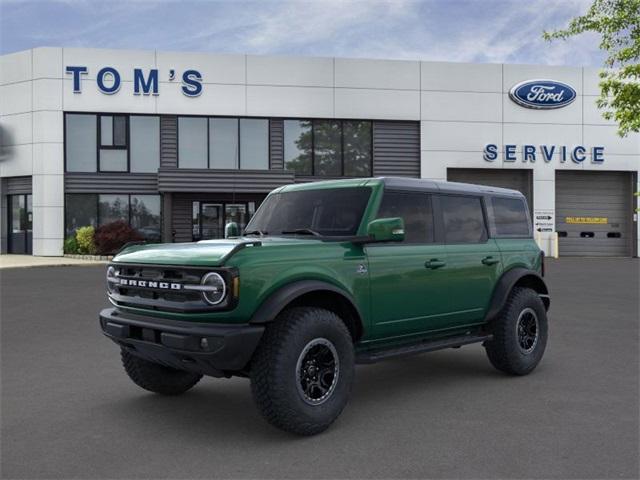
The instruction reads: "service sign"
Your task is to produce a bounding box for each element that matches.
[509,79,577,109]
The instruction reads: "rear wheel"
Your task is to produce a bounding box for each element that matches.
[484,287,548,375]
[121,348,202,395]
[250,307,355,435]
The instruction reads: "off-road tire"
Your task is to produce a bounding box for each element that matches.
[485,287,548,375]
[250,307,355,436]
[121,348,202,395]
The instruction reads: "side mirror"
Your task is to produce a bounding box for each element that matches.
[225,222,240,238]
[366,217,405,242]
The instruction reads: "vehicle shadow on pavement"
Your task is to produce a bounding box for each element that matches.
[98,346,505,441]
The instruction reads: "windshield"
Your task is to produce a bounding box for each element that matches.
[245,187,372,237]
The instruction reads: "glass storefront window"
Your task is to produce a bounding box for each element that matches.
[131,195,161,241]
[313,120,342,176]
[284,120,312,175]
[130,116,160,173]
[240,119,269,170]
[98,195,130,226]
[210,118,239,169]
[178,117,208,168]
[65,194,98,236]
[66,114,97,172]
[99,149,127,172]
[343,121,372,176]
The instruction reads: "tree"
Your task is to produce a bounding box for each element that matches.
[543,0,640,136]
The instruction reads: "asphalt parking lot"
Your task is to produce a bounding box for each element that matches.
[1,258,638,479]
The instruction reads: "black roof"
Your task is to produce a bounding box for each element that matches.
[381,177,524,198]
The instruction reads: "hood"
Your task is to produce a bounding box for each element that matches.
[112,236,322,267]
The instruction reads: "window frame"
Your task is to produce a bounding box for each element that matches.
[64,112,161,174]
[437,193,490,245]
[284,118,373,177]
[177,115,271,170]
[98,114,129,172]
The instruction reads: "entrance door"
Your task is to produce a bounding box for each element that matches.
[200,203,223,240]
[8,194,32,254]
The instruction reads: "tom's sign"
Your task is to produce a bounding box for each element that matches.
[65,66,203,97]
[509,79,576,109]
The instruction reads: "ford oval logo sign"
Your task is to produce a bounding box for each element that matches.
[509,79,577,109]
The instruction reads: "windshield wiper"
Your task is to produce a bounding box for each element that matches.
[280,228,322,237]
[243,229,268,236]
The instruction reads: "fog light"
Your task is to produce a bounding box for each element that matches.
[200,338,209,350]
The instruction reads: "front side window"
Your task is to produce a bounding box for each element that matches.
[376,191,434,243]
[66,114,97,172]
[441,195,487,244]
[491,197,531,237]
[246,187,371,237]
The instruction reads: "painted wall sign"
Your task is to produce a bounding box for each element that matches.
[509,79,577,109]
[534,210,555,233]
[65,66,203,97]
[565,217,608,224]
[483,144,604,164]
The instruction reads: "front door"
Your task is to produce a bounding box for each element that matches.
[8,194,32,254]
[366,191,451,341]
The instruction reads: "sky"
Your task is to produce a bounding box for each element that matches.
[0,0,605,66]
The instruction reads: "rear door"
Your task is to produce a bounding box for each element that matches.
[366,190,451,340]
[438,194,502,326]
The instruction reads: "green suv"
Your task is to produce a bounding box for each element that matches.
[100,177,550,435]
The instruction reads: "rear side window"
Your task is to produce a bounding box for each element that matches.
[491,197,531,237]
[441,195,487,244]
[376,191,434,243]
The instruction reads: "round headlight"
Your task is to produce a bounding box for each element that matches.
[106,266,117,294]
[201,272,226,305]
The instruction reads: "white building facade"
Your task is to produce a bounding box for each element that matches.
[1,47,638,257]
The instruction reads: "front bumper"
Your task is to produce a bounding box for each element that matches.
[99,308,264,377]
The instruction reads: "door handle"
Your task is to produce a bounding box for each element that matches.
[481,256,500,266]
[425,259,446,269]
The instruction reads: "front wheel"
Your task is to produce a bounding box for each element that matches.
[250,307,355,435]
[484,287,548,375]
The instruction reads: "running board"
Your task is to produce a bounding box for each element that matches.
[356,333,492,364]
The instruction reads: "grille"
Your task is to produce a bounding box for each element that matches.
[108,264,229,313]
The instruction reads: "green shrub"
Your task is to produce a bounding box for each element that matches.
[76,226,97,255]
[63,236,79,254]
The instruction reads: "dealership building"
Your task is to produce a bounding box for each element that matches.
[0,47,638,257]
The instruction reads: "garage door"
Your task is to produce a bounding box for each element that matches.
[556,171,634,257]
[447,168,533,211]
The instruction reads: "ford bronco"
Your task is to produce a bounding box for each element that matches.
[100,177,550,435]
